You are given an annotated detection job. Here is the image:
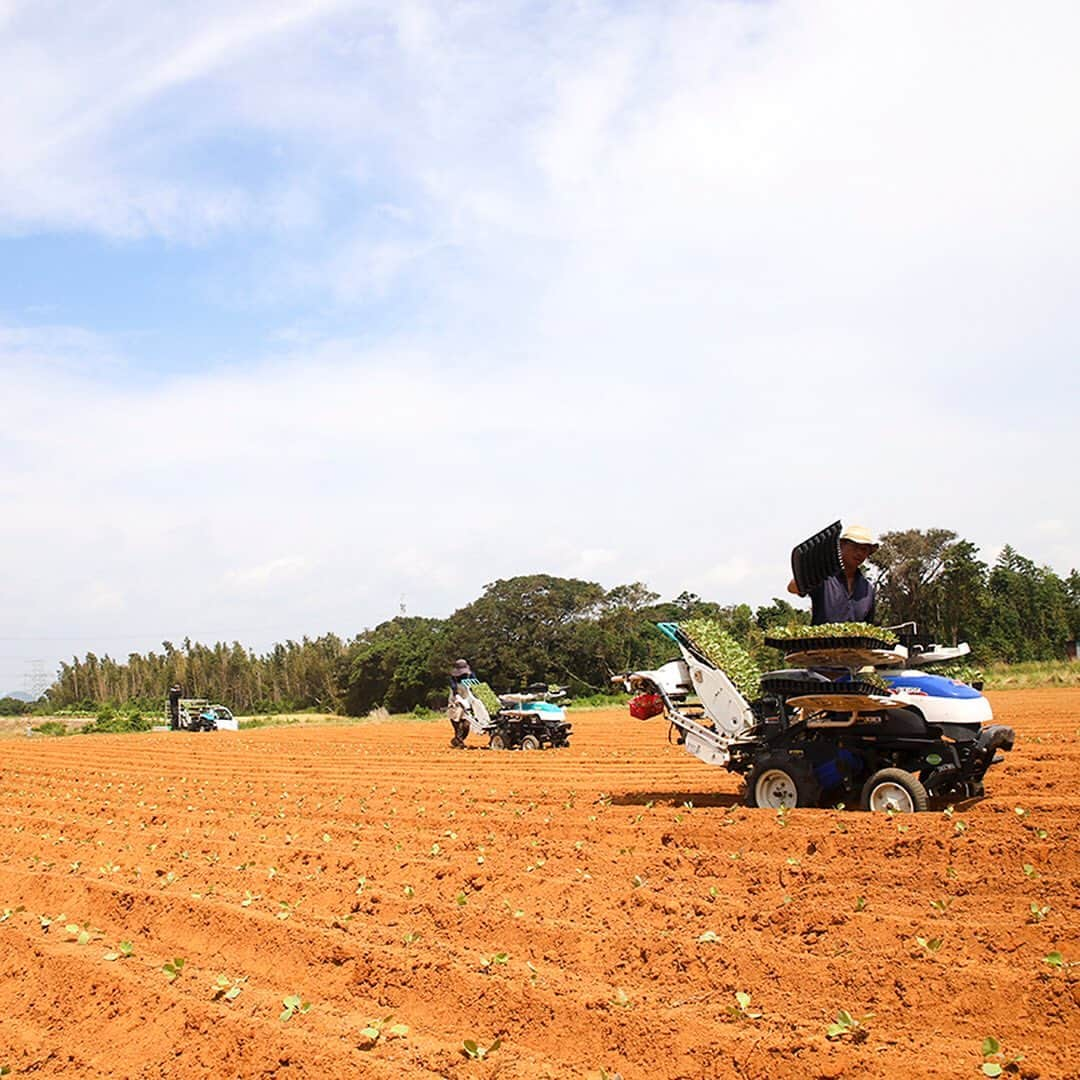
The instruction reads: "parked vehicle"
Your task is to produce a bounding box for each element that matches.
[167,686,238,732]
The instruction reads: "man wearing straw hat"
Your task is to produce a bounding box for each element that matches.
[447,659,475,748]
[788,524,879,625]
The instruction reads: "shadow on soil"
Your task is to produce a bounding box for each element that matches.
[612,790,743,808]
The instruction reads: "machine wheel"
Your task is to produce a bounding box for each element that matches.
[860,768,929,813]
[745,754,820,809]
[488,733,508,750]
[520,734,541,751]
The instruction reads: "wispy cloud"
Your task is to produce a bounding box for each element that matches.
[0,1,1078,689]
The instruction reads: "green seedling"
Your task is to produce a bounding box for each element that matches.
[103,941,134,961]
[163,958,186,981]
[403,885,414,898]
[212,974,244,1002]
[65,923,100,946]
[776,804,790,828]
[479,952,509,971]
[359,1014,408,1046]
[1042,951,1076,970]
[402,930,421,945]
[1022,864,1039,880]
[915,936,943,954]
[462,1038,501,1061]
[631,875,645,889]
[697,930,720,943]
[854,896,866,912]
[981,1035,1024,1076]
[726,991,761,1020]
[826,1009,873,1042]
[930,898,953,915]
[0,906,25,923]
[1029,902,1050,924]
[455,892,468,907]
[241,891,260,907]
[280,994,311,1021]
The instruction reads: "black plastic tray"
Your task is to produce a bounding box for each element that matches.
[764,634,897,653]
[790,520,842,596]
[759,675,888,698]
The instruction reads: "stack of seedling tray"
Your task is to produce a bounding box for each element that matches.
[759,672,888,699]
[790,520,843,596]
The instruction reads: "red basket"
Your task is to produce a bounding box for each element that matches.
[629,692,664,720]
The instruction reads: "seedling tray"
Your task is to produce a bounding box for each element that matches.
[759,675,890,699]
[764,634,898,653]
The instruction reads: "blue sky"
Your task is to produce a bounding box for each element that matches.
[2,1,1078,696]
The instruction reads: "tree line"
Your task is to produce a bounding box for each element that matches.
[40,531,1080,716]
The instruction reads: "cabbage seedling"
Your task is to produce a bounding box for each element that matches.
[163,958,186,981]
[462,1038,501,1061]
[826,1009,873,1042]
[280,995,311,1021]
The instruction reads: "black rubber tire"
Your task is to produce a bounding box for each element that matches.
[488,733,507,751]
[744,753,821,809]
[520,734,541,751]
[859,767,929,813]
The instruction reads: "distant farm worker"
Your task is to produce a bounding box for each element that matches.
[788,524,878,625]
[447,659,475,748]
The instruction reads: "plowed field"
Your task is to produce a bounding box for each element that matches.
[0,690,1077,1079]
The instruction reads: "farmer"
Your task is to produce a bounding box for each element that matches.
[447,659,475,748]
[788,524,878,624]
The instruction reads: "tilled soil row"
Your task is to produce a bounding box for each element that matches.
[0,691,1077,1078]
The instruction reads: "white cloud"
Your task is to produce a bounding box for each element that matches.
[703,558,755,589]
[1,1,1079,687]
[223,557,310,591]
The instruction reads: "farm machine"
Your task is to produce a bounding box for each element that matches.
[615,522,1015,812]
[451,680,572,750]
[167,686,238,732]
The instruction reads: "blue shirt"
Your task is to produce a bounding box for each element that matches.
[810,569,876,625]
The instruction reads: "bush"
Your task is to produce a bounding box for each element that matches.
[32,721,71,737]
[80,712,154,735]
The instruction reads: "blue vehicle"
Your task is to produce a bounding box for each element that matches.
[614,524,1013,812]
[454,681,573,750]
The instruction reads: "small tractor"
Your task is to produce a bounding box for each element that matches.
[615,523,1014,811]
[167,686,238,732]
[452,680,572,750]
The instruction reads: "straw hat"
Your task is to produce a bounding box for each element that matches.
[839,524,878,549]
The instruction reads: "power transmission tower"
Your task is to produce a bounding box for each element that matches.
[24,659,50,702]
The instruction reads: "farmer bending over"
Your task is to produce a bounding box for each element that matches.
[788,524,878,625]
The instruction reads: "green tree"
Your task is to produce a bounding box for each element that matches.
[870,528,958,627]
[445,574,606,692]
[930,539,989,646]
[342,617,447,715]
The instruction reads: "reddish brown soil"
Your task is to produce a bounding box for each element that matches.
[0,690,1077,1079]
